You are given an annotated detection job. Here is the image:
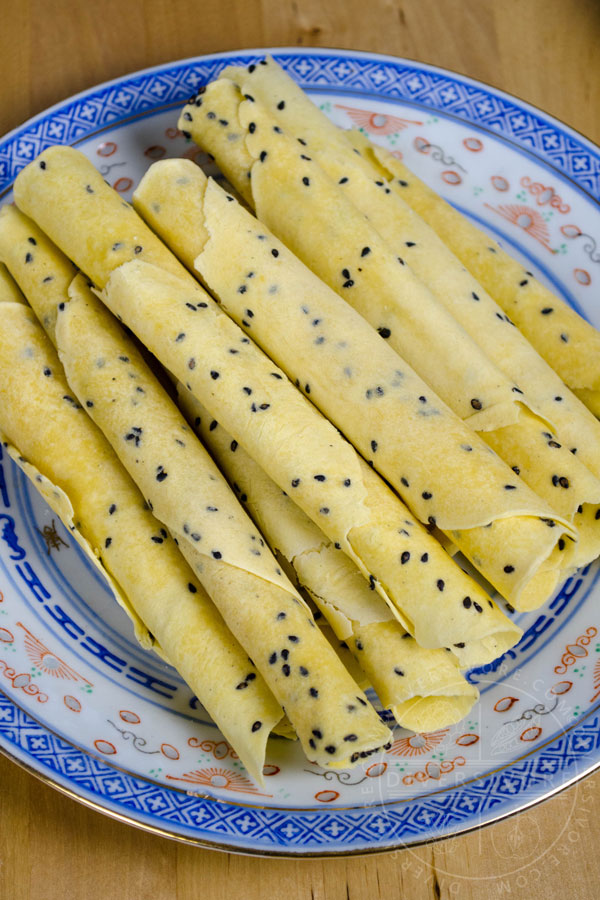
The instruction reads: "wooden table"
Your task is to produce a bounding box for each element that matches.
[1,1,599,897]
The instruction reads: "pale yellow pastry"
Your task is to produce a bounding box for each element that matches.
[0,292,284,783]
[55,275,392,767]
[179,387,480,733]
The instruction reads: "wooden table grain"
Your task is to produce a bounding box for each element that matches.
[1,1,599,897]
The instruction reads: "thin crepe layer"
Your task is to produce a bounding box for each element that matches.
[0,204,77,342]
[131,162,573,610]
[179,387,480,731]
[349,136,600,478]
[0,262,27,304]
[12,146,191,289]
[175,77,600,566]
[178,78,523,432]
[0,299,283,782]
[101,258,522,660]
[56,278,390,767]
[350,136,600,443]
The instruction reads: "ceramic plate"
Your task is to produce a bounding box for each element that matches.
[1,48,599,857]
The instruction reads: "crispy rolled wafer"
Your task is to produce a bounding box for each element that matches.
[56,276,391,767]
[180,67,600,480]
[99,258,524,659]
[178,78,525,433]
[357,142,600,405]
[179,387,480,732]
[134,158,600,571]
[0,205,77,342]
[0,295,284,782]
[12,147,191,289]
[133,170,570,613]
[12,149,560,615]
[349,134,600,447]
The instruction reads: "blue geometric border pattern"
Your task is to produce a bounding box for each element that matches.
[2,691,599,853]
[0,49,599,202]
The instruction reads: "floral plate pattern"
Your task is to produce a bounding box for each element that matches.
[0,48,600,855]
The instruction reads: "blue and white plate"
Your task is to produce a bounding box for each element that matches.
[1,48,599,856]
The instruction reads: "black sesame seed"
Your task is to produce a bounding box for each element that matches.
[309,687,319,698]
[251,721,262,732]
[437,579,445,591]
[339,176,349,184]
[105,537,112,548]
[377,327,391,338]
[210,370,220,380]
[504,565,515,573]
[277,612,286,620]
[291,478,300,487]
[394,667,405,676]
[541,307,554,315]
[299,666,309,676]
[282,664,291,677]
[474,602,483,613]
[325,745,336,755]
[401,477,409,487]
[504,484,517,490]
[420,553,428,562]
[371,440,378,453]
[211,550,222,559]
[401,551,410,565]
[25,252,33,263]
[302,176,310,186]
[558,538,566,551]
[463,597,472,609]
[39,161,46,169]
[471,398,482,410]
[277,100,285,110]
[422,491,432,500]
[343,734,357,742]
[259,150,268,162]
[561,334,569,343]
[314,474,326,482]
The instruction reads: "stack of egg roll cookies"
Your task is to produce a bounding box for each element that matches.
[0,59,598,782]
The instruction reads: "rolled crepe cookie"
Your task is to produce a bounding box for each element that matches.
[179,78,600,499]
[56,276,391,768]
[354,145,600,405]
[134,160,600,570]
[0,262,27,304]
[0,300,285,783]
[12,146,192,290]
[179,388,480,731]
[131,172,572,609]
[225,63,600,489]
[100,260,524,651]
[343,135,600,481]
[178,80,526,433]
[0,204,77,343]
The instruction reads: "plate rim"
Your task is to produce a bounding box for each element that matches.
[1,44,599,857]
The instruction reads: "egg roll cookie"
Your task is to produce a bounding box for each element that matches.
[180,388,480,731]
[177,78,526,433]
[347,131,600,422]
[178,71,600,486]
[0,297,285,782]
[56,275,392,767]
[12,148,569,612]
[134,159,600,571]
[99,257,530,646]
